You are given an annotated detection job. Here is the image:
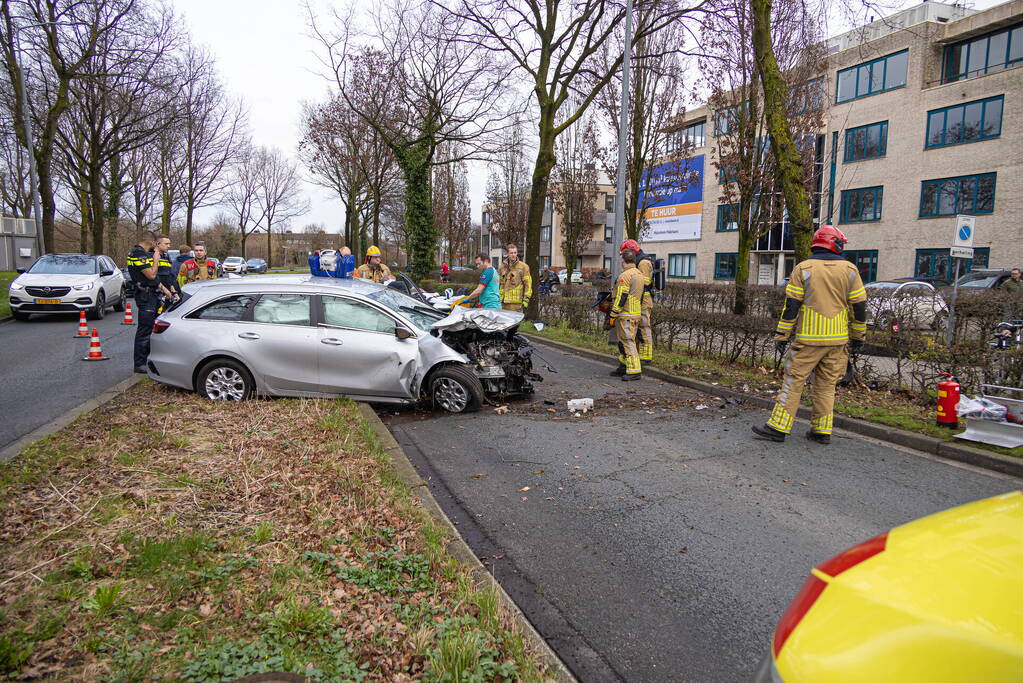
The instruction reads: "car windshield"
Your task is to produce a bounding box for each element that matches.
[28,255,97,275]
[958,274,1001,288]
[365,287,444,332]
[866,282,899,291]
[224,257,243,264]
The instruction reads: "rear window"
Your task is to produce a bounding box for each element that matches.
[188,294,256,321]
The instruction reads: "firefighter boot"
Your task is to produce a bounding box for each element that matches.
[805,430,831,445]
[609,364,626,377]
[621,373,642,382]
[752,424,787,442]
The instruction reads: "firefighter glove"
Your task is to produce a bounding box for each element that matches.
[849,339,864,355]
[775,340,789,356]
[606,315,617,330]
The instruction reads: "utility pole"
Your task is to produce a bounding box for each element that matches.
[610,0,634,281]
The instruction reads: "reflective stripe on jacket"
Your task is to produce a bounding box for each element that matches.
[612,266,644,318]
[499,260,532,304]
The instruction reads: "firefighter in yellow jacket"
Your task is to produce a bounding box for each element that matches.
[621,239,654,364]
[608,248,645,382]
[354,245,393,283]
[498,243,531,312]
[752,225,868,445]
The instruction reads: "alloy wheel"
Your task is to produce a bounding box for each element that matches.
[434,377,469,412]
[205,367,246,400]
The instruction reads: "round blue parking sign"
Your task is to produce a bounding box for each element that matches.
[958,224,972,242]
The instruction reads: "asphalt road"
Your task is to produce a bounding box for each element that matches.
[381,343,1019,682]
[0,309,137,451]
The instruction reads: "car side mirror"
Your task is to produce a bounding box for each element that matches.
[16,268,26,274]
[100,269,114,276]
[394,326,414,340]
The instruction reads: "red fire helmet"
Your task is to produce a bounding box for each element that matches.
[620,239,640,253]
[812,225,848,254]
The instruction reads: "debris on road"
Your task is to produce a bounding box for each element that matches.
[567,398,594,413]
[494,405,509,414]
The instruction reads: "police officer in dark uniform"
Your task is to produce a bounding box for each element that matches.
[127,230,164,373]
[154,234,179,303]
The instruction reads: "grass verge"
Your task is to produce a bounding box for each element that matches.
[526,321,1022,460]
[0,271,16,318]
[0,382,547,681]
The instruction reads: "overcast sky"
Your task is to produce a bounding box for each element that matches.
[174,0,1005,237]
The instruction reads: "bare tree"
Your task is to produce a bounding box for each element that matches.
[0,0,137,251]
[550,116,601,275]
[224,142,265,258]
[123,143,160,234]
[255,146,308,268]
[310,0,513,279]
[445,0,708,317]
[433,142,472,265]
[178,46,246,245]
[484,116,530,248]
[700,0,824,313]
[0,100,30,216]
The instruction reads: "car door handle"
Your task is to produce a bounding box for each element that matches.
[320,338,344,346]
[238,332,261,340]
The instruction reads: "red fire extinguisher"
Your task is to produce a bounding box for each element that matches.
[936,373,960,428]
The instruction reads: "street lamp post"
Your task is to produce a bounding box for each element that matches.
[610,0,635,281]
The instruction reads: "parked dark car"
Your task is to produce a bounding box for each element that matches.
[121,267,136,298]
[954,268,1015,290]
[245,258,268,274]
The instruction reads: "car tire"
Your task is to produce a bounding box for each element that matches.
[88,292,106,320]
[113,286,126,312]
[196,359,254,401]
[12,310,29,321]
[430,365,484,414]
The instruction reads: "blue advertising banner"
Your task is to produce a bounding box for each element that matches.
[638,155,704,242]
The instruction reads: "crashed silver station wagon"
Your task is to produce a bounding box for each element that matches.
[145,275,542,413]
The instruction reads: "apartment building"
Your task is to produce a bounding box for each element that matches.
[486,1,1021,285]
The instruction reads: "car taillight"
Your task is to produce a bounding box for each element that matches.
[772,531,889,658]
[153,320,171,334]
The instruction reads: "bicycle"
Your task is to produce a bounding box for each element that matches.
[988,320,1023,387]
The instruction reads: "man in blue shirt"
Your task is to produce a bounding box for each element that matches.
[463,253,501,309]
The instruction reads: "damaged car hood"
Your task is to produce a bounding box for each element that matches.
[431,307,524,334]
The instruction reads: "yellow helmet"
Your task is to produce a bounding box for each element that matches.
[366,245,381,257]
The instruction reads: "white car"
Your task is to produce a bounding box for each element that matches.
[865,280,949,330]
[558,268,584,284]
[222,256,247,274]
[8,253,127,321]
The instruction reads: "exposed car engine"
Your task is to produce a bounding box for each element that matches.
[443,329,543,399]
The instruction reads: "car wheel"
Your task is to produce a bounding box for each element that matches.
[197,359,254,401]
[12,310,29,321]
[431,365,484,414]
[113,286,126,312]
[88,292,106,320]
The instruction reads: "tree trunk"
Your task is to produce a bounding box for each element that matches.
[733,201,756,315]
[90,168,106,255]
[79,186,90,253]
[752,0,812,263]
[106,152,122,256]
[37,156,56,253]
[185,203,195,246]
[525,116,557,319]
[372,195,381,252]
[397,141,437,281]
[240,225,248,259]
[266,220,273,268]
[160,190,172,235]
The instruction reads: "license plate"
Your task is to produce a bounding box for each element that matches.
[35,298,61,304]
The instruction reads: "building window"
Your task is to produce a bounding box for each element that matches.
[719,165,738,184]
[604,224,613,243]
[603,257,613,272]
[481,211,490,228]
[925,96,1003,148]
[943,23,1022,83]
[840,186,883,223]
[789,78,825,114]
[835,49,908,103]
[668,253,696,278]
[844,121,888,162]
[920,173,996,217]
[714,252,738,280]
[844,250,878,283]
[540,225,552,242]
[605,195,615,213]
[915,247,990,282]
[713,105,742,136]
[717,203,739,232]
[539,256,551,270]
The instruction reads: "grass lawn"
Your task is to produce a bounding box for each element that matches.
[0,271,16,318]
[526,321,1022,460]
[0,383,546,680]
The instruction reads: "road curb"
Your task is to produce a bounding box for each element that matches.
[526,335,1023,480]
[0,374,144,463]
[357,403,576,683]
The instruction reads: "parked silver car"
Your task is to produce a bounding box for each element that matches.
[145,275,542,412]
[865,280,949,330]
[9,253,127,321]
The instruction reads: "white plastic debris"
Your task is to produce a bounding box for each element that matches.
[567,398,594,413]
[695,404,709,410]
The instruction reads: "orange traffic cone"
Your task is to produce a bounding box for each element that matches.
[73,311,90,338]
[121,301,135,325]
[82,328,110,361]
